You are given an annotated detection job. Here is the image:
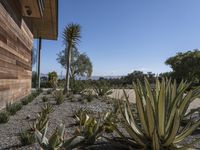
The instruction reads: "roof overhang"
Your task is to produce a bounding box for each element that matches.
[20,0,58,40]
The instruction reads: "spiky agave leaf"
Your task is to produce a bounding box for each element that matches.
[34,121,49,146]
[114,78,200,150]
[64,136,85,149]
[173,120,200,144]
[133,81,149,137]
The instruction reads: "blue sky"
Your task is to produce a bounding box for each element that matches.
[38,0,200,76]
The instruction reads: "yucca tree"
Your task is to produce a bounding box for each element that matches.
[114,78,200,150]
[62,23,81,94]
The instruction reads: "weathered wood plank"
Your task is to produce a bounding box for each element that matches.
[0,2,33,109]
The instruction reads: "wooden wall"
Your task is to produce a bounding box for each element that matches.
[0,1,33,108]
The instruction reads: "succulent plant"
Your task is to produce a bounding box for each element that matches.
[41,103,54,114]
[75,111,116,146]
[83,90,94,102]
[21,92,39,105]
[35,123,87,150]
[19,130,36,146]
[42,96,48,102]
[181,107,200,131]
[53,90,64,105]
[0,111,10,124]
[30,104,52,133]
[73,109,90,126]
[114,78,200,149]
[6,102,22,115]
[71,80,87,94]
[35,123,65,150]
[21,97,30,105]
[93,80,113,97]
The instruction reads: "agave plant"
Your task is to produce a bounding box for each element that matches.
[182,107,200,129]
[93,80,113,97]
[41,103,54,114]
[31,113,49,134]
[53,90,64,105]
[35,122,87,150]
[83,89,94,102]
[114,78,200,150]
[29,103,52,133]
[73,109,90,126]
[19,130,36,146]
[35,123,65,150]
[74,111,116,146]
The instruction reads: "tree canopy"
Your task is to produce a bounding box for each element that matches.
[165,49,200,82]
[57,47,93,79]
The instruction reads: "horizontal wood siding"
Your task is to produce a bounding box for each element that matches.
[0,2,33,108]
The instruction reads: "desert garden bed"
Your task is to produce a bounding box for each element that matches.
[0,90,114,149]
[0,86,200,150]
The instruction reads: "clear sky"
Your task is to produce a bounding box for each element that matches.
[38,0,200,76]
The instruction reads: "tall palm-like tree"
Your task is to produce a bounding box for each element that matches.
[62,23,81,94]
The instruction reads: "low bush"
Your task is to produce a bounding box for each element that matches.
[42,96,48,102]
[93,80,112,97]
[83,90,94,102]
[21,91,40,105]
[19,130,35,146]
[32,89,43,98]
[71,80,87,94]
[6,102,22,115]
[0,112,10,123]
[27,94,34,101]
[53,90,64,105]
[21,98,29,105]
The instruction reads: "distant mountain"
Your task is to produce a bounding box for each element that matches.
[78,76,123,80]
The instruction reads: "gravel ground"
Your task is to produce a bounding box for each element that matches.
[0,92,113,150]
[0,91,199,150]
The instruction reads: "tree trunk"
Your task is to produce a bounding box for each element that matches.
[64,45,72,94]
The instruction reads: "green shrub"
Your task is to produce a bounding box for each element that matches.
[6,102,22,115]
[114,78,200,149]
[42,96,48,102]
[71,80,87,94]
[93,80,112,97]
[31,91,38,98]
[21,94,36,105]
[53,90,64,105]
[19,130,35,146]
[28,94,34,101]
[0,112,10,123]
[21,98,29,105]
[83,90,94,102]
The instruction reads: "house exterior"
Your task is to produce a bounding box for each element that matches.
[0,0,58,108]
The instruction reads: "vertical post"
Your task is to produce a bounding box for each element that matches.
[38,37,42,89]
